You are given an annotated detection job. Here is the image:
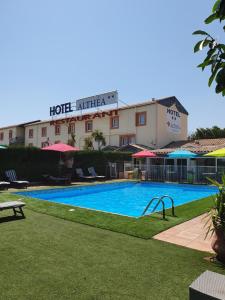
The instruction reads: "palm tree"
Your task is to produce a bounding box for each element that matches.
[68,133,76,146]
[84,136,94,150]
[92,130,106,150]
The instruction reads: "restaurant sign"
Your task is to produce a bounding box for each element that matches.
[50,110,118,125]
[49,91,118,116]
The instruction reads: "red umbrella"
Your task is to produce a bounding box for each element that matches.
[41,143,79,152]
[42,143,79,176]
[132,150,157,158]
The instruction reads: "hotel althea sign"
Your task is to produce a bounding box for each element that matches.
[49,91,118,116]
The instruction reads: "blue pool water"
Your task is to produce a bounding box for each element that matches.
[16,182,218,218]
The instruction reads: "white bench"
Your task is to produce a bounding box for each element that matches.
[189,270,225,299]
[0,201,25,218]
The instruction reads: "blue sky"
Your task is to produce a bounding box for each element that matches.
[0,0,224,134]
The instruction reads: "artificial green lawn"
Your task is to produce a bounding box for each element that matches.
[0,208,224,300]
[0,184,225,299]
[0,187,216,239]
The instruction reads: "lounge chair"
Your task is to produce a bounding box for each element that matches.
[42,174,71,185]
[5,170,29,189]
[76,168,96,181]
[88,167,106,180]
[0,181,10,190]
[0,201,25,218]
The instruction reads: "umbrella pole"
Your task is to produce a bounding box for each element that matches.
[58,152,62,177]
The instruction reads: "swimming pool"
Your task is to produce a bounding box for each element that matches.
[17,182,218,218]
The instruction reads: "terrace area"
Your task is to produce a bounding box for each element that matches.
[0,140,225,299]
[0,180,225,299]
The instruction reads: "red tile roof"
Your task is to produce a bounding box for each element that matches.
[153,138,225,154]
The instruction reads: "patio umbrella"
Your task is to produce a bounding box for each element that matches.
[204,147,225,157]
[132,150,157,158]
[167,149,197,159]
[41,143,79,152]
[0,145,7,149]
[42,143,79,175]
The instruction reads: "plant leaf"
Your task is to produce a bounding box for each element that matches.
[212,0,221,12]
[205,13,218,24]
[192,30,209,36]
[194,40,203,53]
[208,64,221,86]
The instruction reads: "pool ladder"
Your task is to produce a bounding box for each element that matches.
[142,195,175,219]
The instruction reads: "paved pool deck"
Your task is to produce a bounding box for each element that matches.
[153,214,214,253]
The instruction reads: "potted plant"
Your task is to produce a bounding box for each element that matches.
[205,175,225,264]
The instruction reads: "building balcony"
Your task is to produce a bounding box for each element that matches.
[9,137,25,145]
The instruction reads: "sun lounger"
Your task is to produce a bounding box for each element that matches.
[42,174,71,185]
[88,167,106,180]
[0,181,10,190]
[5,170,29,189]
[76,168,95,181]
[0,201,25,218]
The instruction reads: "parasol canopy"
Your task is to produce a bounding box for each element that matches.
[41,143,79,152]
[167,149,197,159]
[132,150,157,158]
[204,147,225,157]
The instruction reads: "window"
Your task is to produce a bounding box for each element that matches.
[29,129,33,138]
[0,132,4,141]
[136,112,146,126]
[119,135,135,146]
[9,130,13,139]
[110,116,119,129]
[41,127,47,137]
[85,120,93,132]
[55,125,61,135]
[68,123,75,134]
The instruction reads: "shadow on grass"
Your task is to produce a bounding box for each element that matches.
[0,215,25,224]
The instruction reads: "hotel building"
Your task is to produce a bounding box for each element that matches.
[0,96,188,150]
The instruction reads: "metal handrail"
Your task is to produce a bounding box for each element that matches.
[142,197,165,219]
[160,195,175,217]
[142,197,160,216]
[151,199,166,219]
[142,195,175,219]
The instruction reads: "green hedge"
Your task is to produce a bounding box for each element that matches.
[73,151,131,175]
[0,147,131,181]
[0,147,59,181]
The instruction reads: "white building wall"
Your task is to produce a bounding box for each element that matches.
[1,98,188,149]
[156,103,188,148]
[0,126,25,145]
[24,101,187,149]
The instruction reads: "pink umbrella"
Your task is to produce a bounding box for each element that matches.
[42,143,79,152]
[42,143,79,176]
[132,150,157,158]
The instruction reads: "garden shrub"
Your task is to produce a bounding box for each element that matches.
[0,147,131,181]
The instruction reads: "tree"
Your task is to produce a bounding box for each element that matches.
[189,126,225,139]
[193,0,225,96]
[91,130,106,150]
[83,136,94,150]
[68,133,76,147]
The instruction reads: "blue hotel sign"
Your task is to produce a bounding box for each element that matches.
[50,102,73,116]
[50,91,118,117]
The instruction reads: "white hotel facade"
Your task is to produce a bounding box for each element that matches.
[0,96,188,150]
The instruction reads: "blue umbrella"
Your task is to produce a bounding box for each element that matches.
[167,149,197,159]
